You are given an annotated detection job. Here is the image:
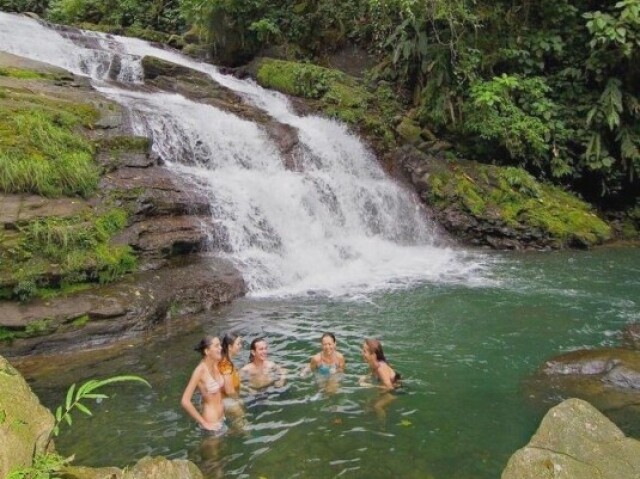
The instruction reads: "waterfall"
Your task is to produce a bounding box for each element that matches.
[0,12,490,297]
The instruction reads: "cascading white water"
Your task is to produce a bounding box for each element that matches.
[0,12,491,296]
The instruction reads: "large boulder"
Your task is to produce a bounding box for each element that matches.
[0,354,54,478]
[502,398,640,479]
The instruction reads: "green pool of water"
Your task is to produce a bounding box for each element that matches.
[31,248,640,478]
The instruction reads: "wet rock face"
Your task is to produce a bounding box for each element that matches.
[502,398,640,479]
[542,349,640,389]
[141,56,303,172]
[0,52,245,358]
[0,255,245,357]
[395,144,611,250]
[0,355,54,479]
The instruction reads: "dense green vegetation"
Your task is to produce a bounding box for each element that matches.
[0,85,100,197]
[0,70,137,304]
[2,0,637,208]
[185,0,638,210]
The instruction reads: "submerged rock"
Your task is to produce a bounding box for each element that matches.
[61,456,203,479]
[502,398,640,479]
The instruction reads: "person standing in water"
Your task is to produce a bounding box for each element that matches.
[304,332,346,394]
[241,337,287,390]
[359,338,402,418]
[219,332,245,428]
[308,332,345,375]
[181,336,227,436]
[359,338,401,390]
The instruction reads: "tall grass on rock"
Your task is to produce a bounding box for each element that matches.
[0,96,100,198]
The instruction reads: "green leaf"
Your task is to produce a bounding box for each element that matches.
[75,402,93,416]
[64,413,72,426]
[55,406,62,422]
[65,383,76,411]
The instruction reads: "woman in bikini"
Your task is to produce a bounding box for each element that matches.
[181,335,227,436]
[219,332,245,429]
[308,332,346,376]
[359,338,401,417]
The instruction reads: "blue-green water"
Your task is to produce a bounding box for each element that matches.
[29,248,640,478]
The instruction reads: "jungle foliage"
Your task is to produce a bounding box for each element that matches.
[177,0,640,207]
[1,0,638,207]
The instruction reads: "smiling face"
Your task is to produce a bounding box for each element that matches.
[321,335,336,356]
[252,339,268,362]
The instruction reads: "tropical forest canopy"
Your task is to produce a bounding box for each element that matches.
[2,0,639,208]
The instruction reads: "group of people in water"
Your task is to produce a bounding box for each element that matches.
[181,333,401,437]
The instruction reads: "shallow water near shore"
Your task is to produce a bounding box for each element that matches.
[29,247,640,479]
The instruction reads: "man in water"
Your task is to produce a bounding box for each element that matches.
[241,337,287,390]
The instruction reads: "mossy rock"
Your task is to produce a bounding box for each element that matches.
[254,58,401,151]
[0,354,54,478]
[426,162,611,248]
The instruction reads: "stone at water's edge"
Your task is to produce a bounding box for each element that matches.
[61,456,203,479]
[0,354,205,479]
[0,354,54,479]
[501,398,640,478]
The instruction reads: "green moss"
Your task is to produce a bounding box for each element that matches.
[0,90,100,197]
[0,67,51,80]
[255,58,400,149]
[0,208,136,301]
[97,135,150,153]
[427,163,611,247]
[72,314,90,327]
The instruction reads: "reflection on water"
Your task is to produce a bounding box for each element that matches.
[27,248,640,479]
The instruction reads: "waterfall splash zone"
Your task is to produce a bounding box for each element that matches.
[0,12,492,297]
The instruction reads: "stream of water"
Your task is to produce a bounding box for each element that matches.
[2,13,639,479]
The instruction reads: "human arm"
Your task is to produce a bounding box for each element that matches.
[301,354,318,377]
[375,364,396,392]
[273,362,287,388]
[337,352,346,373]
[180,365,217,430]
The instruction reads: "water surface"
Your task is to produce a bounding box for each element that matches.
[30,248,640,479]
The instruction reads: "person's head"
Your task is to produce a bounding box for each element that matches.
[321,332,336,356]
[249,337,268,363]
[221,332,243,361]
[194,335,222,361]
[362,338,386,363]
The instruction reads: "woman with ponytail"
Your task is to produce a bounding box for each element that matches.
[181,336,227,436]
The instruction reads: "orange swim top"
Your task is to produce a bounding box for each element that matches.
[219,357,240,394]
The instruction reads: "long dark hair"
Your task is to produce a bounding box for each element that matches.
[194,335,215,357]
[365,338,387,362]
[365,338,401,384]
[221,332,240,368]
[249,337,266,363]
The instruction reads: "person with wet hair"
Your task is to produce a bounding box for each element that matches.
[219,332,245,428]
[308,332,345,376]
[181,335,227,436]
[241,337,286,390]
[359,338,402,418]
[359,338,401,391]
